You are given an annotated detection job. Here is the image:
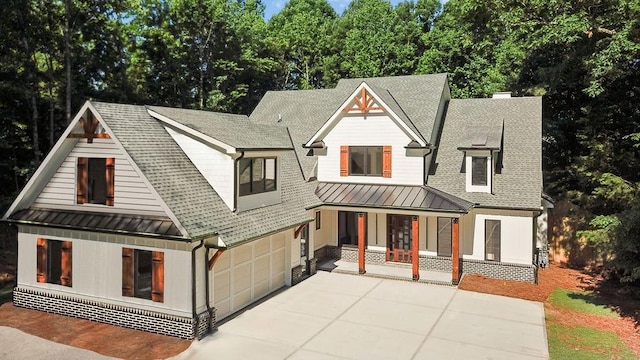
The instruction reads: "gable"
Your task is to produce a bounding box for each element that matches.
[305,82,426,148]
[4,102,188,238]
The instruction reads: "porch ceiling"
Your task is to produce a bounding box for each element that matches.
[316,182,474,213]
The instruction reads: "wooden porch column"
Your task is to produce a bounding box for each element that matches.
[358,212,366,274]
[411,216,419,281]
[452,218,460,284]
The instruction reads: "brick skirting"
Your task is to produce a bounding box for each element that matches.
[319,245,537,283]
[13,287,213,339]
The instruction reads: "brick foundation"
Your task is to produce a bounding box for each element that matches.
[13,287,213,339]
[320,245,537,283]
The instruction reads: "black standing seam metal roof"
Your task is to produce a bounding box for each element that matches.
[9,209,184,239]
[316,182,474,213]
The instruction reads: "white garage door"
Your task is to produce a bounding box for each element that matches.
[213,233,287,319]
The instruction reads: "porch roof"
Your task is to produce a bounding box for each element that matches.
[8,208,184,239]
[316,182,474,213]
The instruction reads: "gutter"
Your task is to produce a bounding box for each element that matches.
[233,151,245,212]
[191,239,205,333]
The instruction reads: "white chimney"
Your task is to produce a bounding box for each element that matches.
[492,92,512,99]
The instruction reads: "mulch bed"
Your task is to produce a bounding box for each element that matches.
[0,303,191,359]
[459,263,640,357]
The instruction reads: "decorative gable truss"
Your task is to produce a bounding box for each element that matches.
[342,87,384,116]
[67,111,111,143]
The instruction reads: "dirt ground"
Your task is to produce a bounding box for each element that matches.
[0,303,191,359]
[459,262,640,357]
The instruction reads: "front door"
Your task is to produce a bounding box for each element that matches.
[387,215,412,263]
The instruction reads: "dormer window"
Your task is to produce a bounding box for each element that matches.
[471,157,488,186]
[464,151,492,193]
[239,157,277,196]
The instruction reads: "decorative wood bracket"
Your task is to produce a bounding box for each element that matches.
[208,249,226,270]
[67,112,110,143]
[294,223,307,239]
[342,88,383,116]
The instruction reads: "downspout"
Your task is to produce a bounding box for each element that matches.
[423,147,434,186]
[191,239,205,335]
[233,151,245,212]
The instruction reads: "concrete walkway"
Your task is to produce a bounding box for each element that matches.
[174,272,549,360]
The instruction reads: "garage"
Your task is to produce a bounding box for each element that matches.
[212,233,287,319]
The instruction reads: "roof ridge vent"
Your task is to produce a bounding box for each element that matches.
[492,92,511,99]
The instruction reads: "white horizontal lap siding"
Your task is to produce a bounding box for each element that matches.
[212,232,287,320]
[318,114,423,185]
[33,138,166,215]
[17,231,192,316]
[165,127,234,210]
[467,209,534,265]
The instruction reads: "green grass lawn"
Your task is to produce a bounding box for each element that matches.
[548,288,619,318]
[548,324,636,360]
[0,282,12,305]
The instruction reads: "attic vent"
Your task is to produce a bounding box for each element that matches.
[472,135,487,146]
[492,92,511,99]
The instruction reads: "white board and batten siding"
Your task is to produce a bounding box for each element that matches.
[17,228,193,317]
[212,232,289,320]
[318,114,423,185]
[32,138,167,216]
[165,127,235,210]
[462,209,535,265]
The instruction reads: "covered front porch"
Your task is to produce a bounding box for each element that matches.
[313,182,476,285]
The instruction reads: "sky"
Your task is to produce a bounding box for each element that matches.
[262,0,406,20]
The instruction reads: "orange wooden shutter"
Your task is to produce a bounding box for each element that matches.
[382,146,392,178]
[76,157,87,204]
[36,238,47,283]
[340,146,349,176]
[61,241,72,287]
[122,248,134,297]
[151,251,164,303]
[105,157,115,206]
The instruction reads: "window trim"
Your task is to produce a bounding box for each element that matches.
[238,157,277,197]
[465,151,492,193]
[485,219,501,262]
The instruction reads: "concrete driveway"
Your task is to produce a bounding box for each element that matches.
[175,272,549,360]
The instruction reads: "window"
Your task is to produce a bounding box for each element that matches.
[36,238,72,287]
[122,248,164,302]
[471,157,488,186]
[239,158,276,196]
[485,220,501,261]
[340,146,391,177]
[349,147,382,176]
[338,211,367,246]
[315,211,321,230]
[77,157,115,205]
[437,218,452,257]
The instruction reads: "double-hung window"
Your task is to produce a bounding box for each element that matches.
[485,220,501,261]
[239,158,277,196]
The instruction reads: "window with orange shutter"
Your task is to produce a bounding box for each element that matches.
[122,247,164,303]
[36,238,72,287]
[77,157,115,205]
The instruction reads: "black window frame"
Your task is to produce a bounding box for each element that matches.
[485,219,501,262]
[437,217,452,257]
[315,211,321,230]
[471,156,488,186]
[349,146,383,176]
[238,157,277,196]
[88,158,107,204]
[134,249,153,300]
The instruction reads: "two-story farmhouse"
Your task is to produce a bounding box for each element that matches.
[2,74,549,339]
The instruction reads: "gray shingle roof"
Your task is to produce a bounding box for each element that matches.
[427,97,543,210]
[148,105,292,150]
[92,102,312,246]
[250,74,449,179]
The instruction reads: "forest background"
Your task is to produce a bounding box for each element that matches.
[0,0,638,284]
